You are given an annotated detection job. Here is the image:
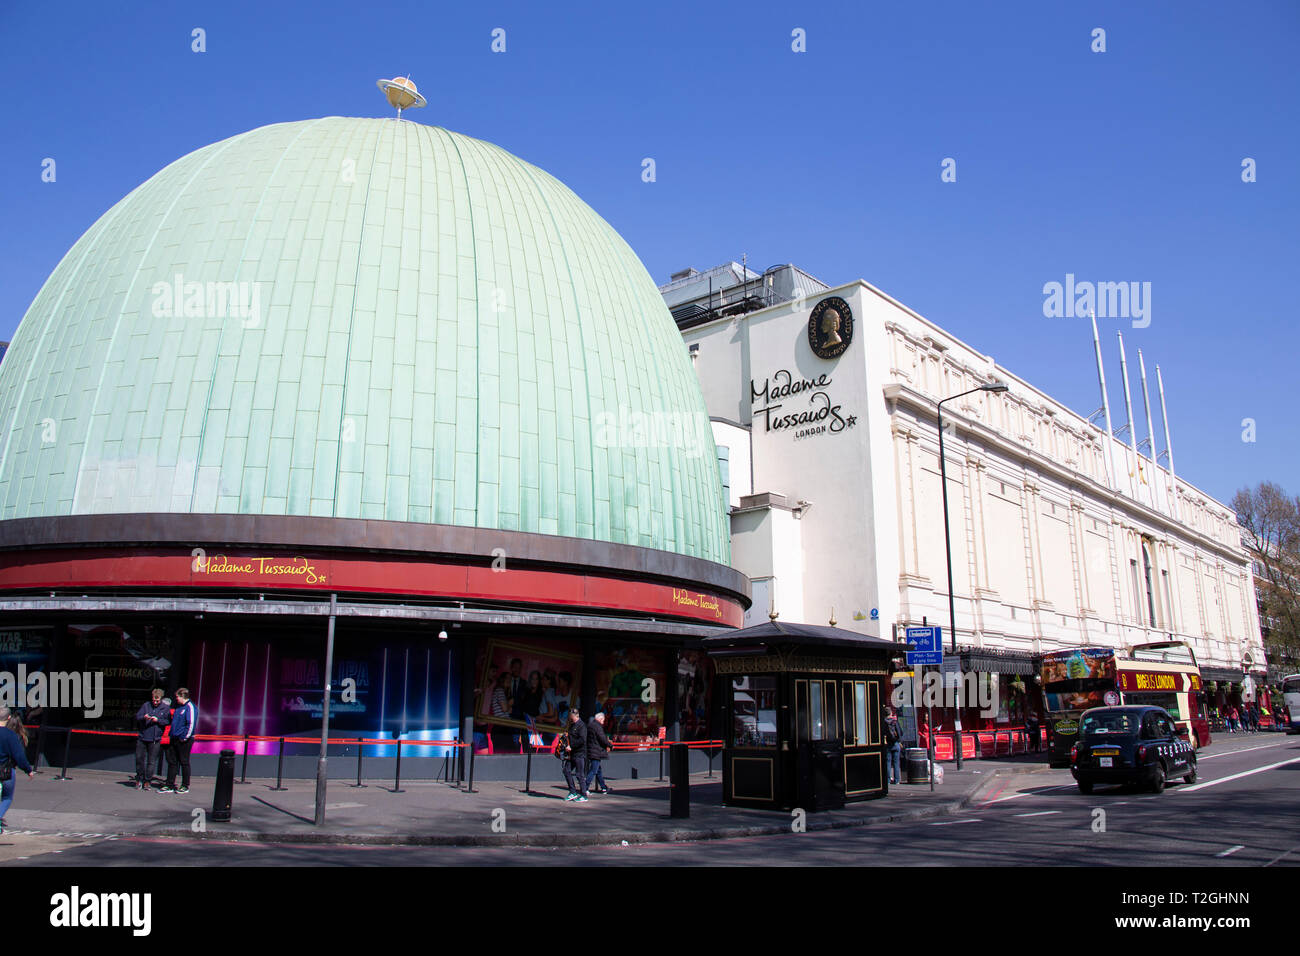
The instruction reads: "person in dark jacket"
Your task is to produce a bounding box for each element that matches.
[562,708,589,802]
[585,711,613,794]
[0,707,35,834]
[159,688,197,794]
[134,688,170,791]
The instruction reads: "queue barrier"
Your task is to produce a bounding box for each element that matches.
[33,724,724,793]
[927,725,1047,762]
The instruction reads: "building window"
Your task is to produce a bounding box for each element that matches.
[1141,537,1157,627]
[717,445,730,507]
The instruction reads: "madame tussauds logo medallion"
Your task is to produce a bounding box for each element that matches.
[808,296,853,359]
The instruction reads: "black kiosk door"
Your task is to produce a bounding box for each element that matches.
[726,674,783,807]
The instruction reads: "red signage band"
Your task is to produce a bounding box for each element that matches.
[0,548,744,628]
[1117,670,1192,693]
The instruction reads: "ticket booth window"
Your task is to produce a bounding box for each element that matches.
[731,675,778,748]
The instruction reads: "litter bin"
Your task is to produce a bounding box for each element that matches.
[905,747,930,784]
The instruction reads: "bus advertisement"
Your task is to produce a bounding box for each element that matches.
[1040,642,1210,767]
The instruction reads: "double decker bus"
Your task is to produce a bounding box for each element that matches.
[1040,641,1210,767]
[1283,674,1300,734]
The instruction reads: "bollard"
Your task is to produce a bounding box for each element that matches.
[658,745,664,782]
[525,741,533,794]
[271,737,288,791]
[351,735,366,789]
[466,741,476,794]
[460,718,474,788]
[212,749,236,822]
[238,734,250,784]
[392,739,404,793]
[669,742,689,818]
[56,727,73,781]
[631,765,638,780]
[33,722,46,773]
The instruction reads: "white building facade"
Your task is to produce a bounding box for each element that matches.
[674,269,1265,727]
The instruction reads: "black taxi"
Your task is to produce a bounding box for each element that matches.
[1070,705,1198,794]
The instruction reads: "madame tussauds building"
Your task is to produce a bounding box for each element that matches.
[0,114,749,771]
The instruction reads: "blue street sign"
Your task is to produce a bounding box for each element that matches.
[904,626,942,667]
[904,626,942,654]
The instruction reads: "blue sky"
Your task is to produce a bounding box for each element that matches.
[1,0,1296,507]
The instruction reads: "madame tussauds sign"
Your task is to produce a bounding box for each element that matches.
[750,368,858,439]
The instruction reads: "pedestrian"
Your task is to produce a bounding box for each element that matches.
[585,711,613,794]
[561,708,589,802]
[134,688,170,791]
[0,707,35,835]
[918,712,931,752]
[1025,709,1041,753]
[1228,705,1240,734]
[158,688,197,794]
[884,706,903,785]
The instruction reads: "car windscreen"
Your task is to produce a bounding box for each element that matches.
[1081,713,1137,736]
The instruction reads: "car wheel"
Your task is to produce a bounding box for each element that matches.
[1184,757,1197,785]
[1077,780,1093,794]
[1150,761,1166,794]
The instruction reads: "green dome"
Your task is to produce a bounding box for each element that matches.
[0,117,728,563]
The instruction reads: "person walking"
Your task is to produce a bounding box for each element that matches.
[1025,709,1041,753]
[158,688,197,794]
[585,711,613,794]
[884,706,903,785]
[561,708,589,802]
[0,707,34,835]
[134,688,170,790]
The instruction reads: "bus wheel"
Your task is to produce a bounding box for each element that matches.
[1077,780,1093,794]
[1184,758,1197,785]
[1150,762,1166,794]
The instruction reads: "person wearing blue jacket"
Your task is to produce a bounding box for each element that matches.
[134,688,170,791]
[0,707,35,834]
[159,688,197,794]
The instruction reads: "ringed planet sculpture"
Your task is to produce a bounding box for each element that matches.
[376,75,427,119]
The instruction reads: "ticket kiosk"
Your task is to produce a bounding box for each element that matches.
[703,621,901,812]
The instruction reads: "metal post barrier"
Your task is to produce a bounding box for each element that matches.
[351,735,366,789]
[392,738,404,793]
[271,737,288,791]
[238,734,251,784]
[212,749,235,823]
[658,744,664,782]
[524,739,533,794]
[56,727,73,781]
[466,741,476,794]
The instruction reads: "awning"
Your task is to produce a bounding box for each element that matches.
[1201,667,1245,684]
[957,647,1037,676]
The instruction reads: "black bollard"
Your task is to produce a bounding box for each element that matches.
[466,741,476,794]
[351,735,366,789]
[525,742,532,794]
[271,737,287,791]
[212,749,235,822]
[669,743,689,819]
[238,734,250,784]
[56,727,73,781]
[658,745,664,782]
[392,739,404,793]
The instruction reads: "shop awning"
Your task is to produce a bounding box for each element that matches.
[958,647,1037,676]
[1201,666,1246,684]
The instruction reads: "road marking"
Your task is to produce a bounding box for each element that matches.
[1176,755,1300,793]
[1014,810,1061,818]
[983,785,1075,805]
[929,818,981,826]
[1215,845,1245,858]
[1199,741,1296,760]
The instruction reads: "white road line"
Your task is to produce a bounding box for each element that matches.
[929,818,982,826]
[1176,755,1300,793]
[1014,810,1061,818]
[984,785,1076,804]
[1215,845,1245,858]
[1199,741,1297,760]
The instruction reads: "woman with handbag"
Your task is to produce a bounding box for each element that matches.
[0,707,34,835]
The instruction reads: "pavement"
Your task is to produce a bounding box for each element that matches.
[1,753,1057,848]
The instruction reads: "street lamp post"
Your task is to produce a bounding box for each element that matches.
[938,382,1009,771]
